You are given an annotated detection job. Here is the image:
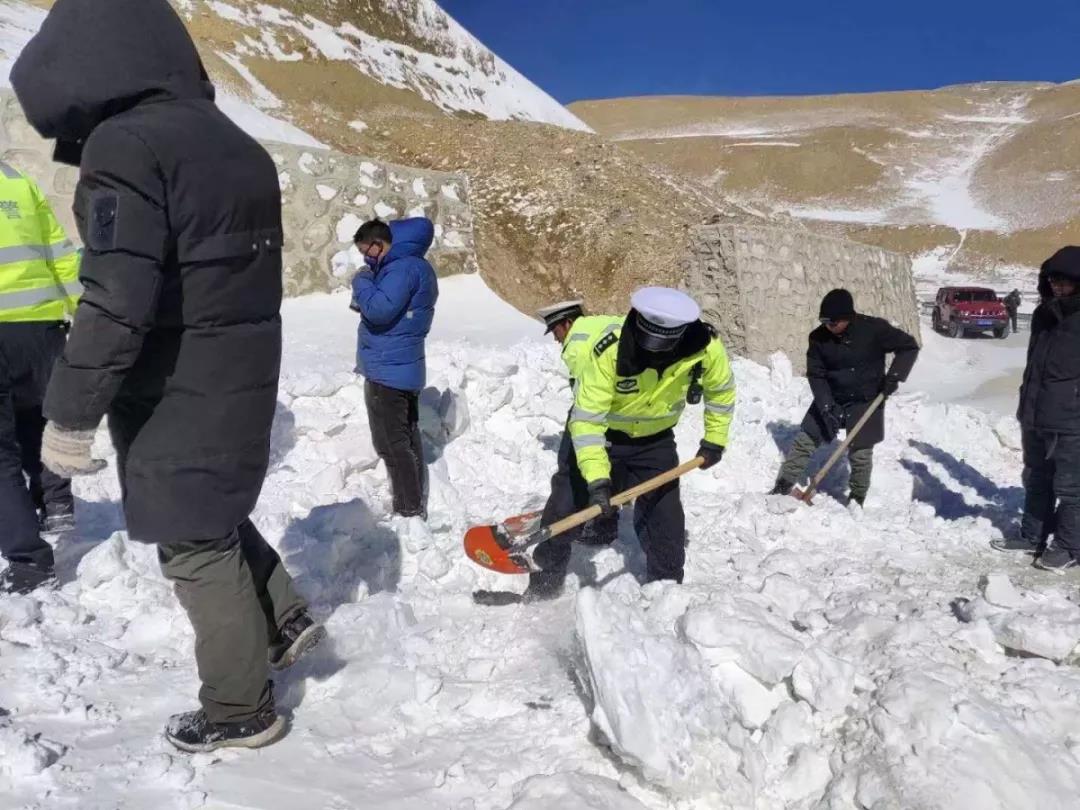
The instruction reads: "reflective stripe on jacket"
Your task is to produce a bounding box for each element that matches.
[561,315,623,383]
[569,321,736,483]
[0,161,81,322]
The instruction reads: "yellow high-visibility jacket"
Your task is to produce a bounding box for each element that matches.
[560,314,623,383]
[569,321,736,483]
[0,161,81,323]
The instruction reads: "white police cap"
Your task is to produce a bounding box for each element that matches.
[631,287,701,328]
[536,299,585,333]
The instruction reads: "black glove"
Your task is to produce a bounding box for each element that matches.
[880,375,900,399]
[822,405,844,442]
[587,479,616,517]
[697,441,725,470]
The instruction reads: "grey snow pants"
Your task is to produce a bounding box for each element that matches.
[158,520,306,723]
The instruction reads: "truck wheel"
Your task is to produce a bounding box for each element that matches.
[932,311,941,332]
[948,320,962,339]
[994,326,1008,340]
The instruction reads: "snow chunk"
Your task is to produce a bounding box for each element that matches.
[680,597,807,685]
[348,119,368,133]
[791,647,858,715]
[0,594,41,631]
[315,184,339,201]
[506,773,649,809]
[412,177,429,198]
[0,723,59,779]
[990,608,1080,662]
[576,585,753,799]
[374,201,397,219]
[981,572,1025,609]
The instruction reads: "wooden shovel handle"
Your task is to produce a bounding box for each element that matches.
[543,457,706,540]
[802,393,886,502]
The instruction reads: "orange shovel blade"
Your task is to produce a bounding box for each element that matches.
[464,525,532,575]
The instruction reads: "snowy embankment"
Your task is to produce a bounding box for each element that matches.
[3,280,1080,809]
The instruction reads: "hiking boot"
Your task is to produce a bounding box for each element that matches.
[522,571,565,603]
[848,493,866,508]
[41,509,76,535]
[1033,546,1079,575]
[0,562,57,595]
[268,611,327,671]
[165,706,286,753]
[770,479,794,496]
[990,532,1044,554]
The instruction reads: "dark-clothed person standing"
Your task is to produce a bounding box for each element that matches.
[771,289,919,506]
[995,248,1080,572]
[351,218,439,519]
[1004,289,1022,334]
[12,0,323,753]
[0,162,80,594]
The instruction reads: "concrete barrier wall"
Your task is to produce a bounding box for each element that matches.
[686,224,920,371]
[0,91,477,296]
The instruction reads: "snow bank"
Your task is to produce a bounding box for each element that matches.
[2,289,1078,808]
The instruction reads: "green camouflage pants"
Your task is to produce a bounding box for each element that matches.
[777,430,874,502]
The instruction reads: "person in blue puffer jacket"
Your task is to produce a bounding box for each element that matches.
[350,217,439,517]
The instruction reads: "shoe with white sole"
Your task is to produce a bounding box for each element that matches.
[165,706,285,753]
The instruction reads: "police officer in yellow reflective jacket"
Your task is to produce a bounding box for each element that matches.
[0,160,81,594]
[533,300,624,582]
[528,287,736,600]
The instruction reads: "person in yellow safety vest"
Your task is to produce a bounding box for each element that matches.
[534,300,624,567]
[0,160,82,594]
[527,287,736,601]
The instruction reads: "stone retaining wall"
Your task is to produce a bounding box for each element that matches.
[0,91,476,296]
[686,224,920,371]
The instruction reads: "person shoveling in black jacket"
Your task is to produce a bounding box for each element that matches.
[993,247,1080,573]
[771,289,919,507]
[11,0,325,752]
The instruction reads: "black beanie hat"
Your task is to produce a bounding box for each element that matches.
[1042,246,1080,283]
[819,289,856,321]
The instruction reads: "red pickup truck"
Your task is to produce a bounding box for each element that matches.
[932,287,1010,339]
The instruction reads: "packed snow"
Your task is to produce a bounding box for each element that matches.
[4,280,1080,809]
[2,3,1077,808]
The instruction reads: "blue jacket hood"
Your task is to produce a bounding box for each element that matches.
[385,218,434,264]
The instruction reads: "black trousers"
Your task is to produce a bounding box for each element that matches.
[1009,312,1019,333]
[534,429,685,583]
[0,322,71,568]
[364,380,426,517]
[1022,430,1080,557]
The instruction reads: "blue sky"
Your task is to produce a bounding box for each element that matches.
[440,0,1080,102]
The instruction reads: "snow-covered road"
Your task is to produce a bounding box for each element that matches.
[3,284,1078,810]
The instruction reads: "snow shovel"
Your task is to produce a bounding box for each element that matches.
[465,457,706,575]
[792,393,885,505]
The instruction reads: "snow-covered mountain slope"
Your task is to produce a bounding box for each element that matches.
[0,1,755,320]
[3,282,1078,810]
[189,0,589,131]
[573,82,1080,281]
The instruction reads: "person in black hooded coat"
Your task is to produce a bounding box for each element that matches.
[994,247,1080,571]
[12,0,324,752]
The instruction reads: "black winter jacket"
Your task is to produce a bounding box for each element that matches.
[12,0,284,543]
[801,315,919,449]
[1018,295,1080,435]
